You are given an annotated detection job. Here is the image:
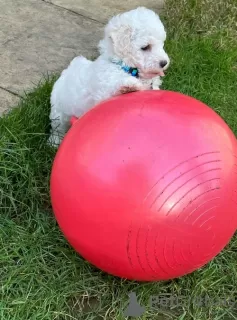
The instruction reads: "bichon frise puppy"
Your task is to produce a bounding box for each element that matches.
[49,7,170,146]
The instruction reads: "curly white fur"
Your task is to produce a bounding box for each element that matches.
[49,7,170,146]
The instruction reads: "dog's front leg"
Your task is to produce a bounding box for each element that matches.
[118,78,150,95]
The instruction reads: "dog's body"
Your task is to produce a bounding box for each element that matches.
[49,7,170,146]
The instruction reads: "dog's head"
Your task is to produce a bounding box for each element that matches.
[99,7,170,79]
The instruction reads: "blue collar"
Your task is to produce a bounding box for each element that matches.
[111,59,139,78]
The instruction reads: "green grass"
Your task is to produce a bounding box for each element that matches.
[1,0,237,319]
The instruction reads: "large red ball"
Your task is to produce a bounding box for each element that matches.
[50,90,237,281]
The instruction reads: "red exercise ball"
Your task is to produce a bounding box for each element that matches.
[50,90,237,281]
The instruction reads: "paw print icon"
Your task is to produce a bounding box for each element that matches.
[123,292,146,317]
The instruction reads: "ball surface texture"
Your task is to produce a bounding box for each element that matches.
[51,90,237,281]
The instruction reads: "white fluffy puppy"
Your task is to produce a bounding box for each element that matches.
[49,7,170,146]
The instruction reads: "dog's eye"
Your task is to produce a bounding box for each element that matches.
[141,44,151,51]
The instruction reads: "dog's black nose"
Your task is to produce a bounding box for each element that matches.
[159,60,167,68]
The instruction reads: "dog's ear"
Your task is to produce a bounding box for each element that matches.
[109,25,133,56]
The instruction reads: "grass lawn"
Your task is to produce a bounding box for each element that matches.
[1,0,237,319]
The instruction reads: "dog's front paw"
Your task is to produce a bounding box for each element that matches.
[152,77,162,90]
[152,84,160,90]
[119,85,139,94]
[119,80,150,95]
